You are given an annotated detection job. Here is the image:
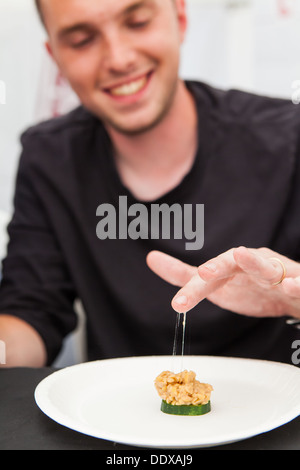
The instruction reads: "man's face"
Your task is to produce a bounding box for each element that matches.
[42,0,187,135]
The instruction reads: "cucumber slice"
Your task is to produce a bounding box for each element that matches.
[161,400,211,416]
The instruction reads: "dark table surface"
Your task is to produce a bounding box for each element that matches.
[1,367,300,451]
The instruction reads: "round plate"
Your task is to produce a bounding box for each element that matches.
[34,355,300,448]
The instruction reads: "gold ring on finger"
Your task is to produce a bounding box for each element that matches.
[270,257,287,286]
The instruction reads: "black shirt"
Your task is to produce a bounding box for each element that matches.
[1,81,300,365]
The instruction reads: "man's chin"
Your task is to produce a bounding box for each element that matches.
[102,101,176,137]
[105,116,163,137]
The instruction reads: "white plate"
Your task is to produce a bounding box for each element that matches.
[34,355,300,448]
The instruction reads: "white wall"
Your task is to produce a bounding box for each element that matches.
[181,0,300,97]
[252,0,300,98]
[0,1,44,215]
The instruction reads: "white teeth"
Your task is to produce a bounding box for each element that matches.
[109,76,147,96]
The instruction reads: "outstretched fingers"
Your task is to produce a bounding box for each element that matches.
[171,248,239,313]
[147,247,299,317]
[172,246,290,313]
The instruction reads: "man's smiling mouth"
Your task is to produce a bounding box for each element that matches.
[104,72,152,98]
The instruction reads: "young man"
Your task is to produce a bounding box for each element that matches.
[0,0,300,367]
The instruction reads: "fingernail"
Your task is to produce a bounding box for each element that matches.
[174,295,188,306]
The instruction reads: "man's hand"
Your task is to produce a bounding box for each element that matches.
[0,315,47,368]
[146,246,300,319]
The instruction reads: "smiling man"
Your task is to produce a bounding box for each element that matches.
[0,0,300,367]
[42,0,187,135]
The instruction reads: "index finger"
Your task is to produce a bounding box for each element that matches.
[172,275,226,313]
[172,248,240,313]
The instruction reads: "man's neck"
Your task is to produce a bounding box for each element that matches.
[105,80,198,201]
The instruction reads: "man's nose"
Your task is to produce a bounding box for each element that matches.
[101,31,137,73]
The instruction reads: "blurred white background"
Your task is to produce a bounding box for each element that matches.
[0,0,300,365]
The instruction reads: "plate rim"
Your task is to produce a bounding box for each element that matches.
[34,355,300,449]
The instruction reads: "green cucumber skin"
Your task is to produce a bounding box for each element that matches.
[161,400,211,416]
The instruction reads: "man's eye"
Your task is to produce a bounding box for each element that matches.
[128,19,150,29]
[71,36,94,49]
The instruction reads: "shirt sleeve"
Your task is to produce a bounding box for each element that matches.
[0,134,78,365]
